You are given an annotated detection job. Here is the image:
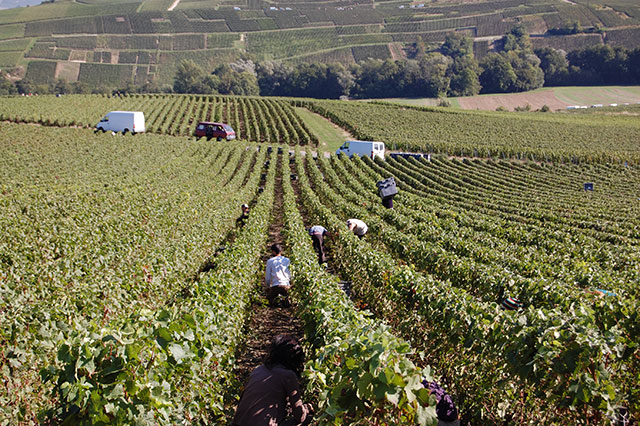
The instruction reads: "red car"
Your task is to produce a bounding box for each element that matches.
[194,122,236,141]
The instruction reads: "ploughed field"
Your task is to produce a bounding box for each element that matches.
[0,96,639,424]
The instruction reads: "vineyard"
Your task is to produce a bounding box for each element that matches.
[1,119,639,425]
[302,99,640,164]
[0,94,318,145]
[0,0,638,86]
[4,93,640,164]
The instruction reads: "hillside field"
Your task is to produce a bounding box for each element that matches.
[0,0,639,87]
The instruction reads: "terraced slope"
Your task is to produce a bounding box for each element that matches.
[0,0,638,86]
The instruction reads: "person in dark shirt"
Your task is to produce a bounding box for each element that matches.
[308,225,328,264]
[236,203,250,228]
[233,334,310,426]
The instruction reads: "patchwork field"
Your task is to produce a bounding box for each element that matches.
[0,0,638,87]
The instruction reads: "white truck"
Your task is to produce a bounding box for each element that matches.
[335,140,385,159]
[95,111,145,134]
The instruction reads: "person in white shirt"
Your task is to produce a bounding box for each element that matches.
[346,219,368,239]
[265,243,291,307]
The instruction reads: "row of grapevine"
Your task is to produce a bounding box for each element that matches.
[0,94,317,146]
[295,152,638,423]
[0,124,267,422]
[2,123,437,424]
[43,148,274,423]
[280,153,438,425]
[302,99,640,164]
[372,157,640,282]
[335,155,640,358]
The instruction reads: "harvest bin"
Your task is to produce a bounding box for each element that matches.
[377,177,398,199]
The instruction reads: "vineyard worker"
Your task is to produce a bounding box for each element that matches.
[308,225,328,264]
[346,218,368,239]
[265,243,292,307]
[588,288,617,297]
[236,203,250,228]
[423,380,459,426]
[232,334,311,426]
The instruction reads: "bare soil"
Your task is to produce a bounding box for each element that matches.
[55,61,80,81]
[457,89,566,111]
[388,42,405,61]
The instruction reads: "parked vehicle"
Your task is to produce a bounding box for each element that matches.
[95,111,145,134]
[335,140,385,159]
[195,122,236,141]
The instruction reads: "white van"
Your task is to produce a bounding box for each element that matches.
[95,111,145,134]
[335,140,385,159]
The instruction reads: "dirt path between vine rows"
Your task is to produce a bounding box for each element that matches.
[232,152,304,403]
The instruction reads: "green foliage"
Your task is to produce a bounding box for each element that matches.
[284,151,437,425]
[0,94,317,144]
[24,60,57,84]
[0,125,270,421]
[208,63,259,96]
[77,63,135,87]
[501,24,531,52]
[25,42,70,60]
[441,32,473,59]
[534,47,570,86]
[0,50,21,66]
[0,72,17,94]
[351,44,391,63]
[0,23,24,40]
[44,151,274,423]
[297,152,640,423]
[0,37,30,51]
[447,55,480,96]
[479,52,518,93]
[303,99,640,163]
[173,59,205,93]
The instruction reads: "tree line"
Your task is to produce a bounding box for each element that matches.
[170,25,640,99]
[2,25,639,98]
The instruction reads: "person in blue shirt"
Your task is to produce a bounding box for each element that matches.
[308,225,328,264]
[588,288,617,297]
